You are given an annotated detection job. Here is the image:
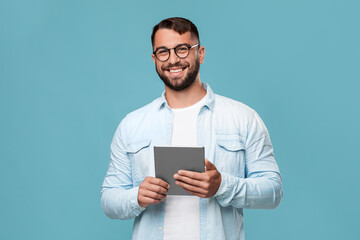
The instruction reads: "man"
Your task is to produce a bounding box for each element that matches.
[101,17,283,240]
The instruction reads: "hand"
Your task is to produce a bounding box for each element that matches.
[137,176,170,208]
[174,158,221,198]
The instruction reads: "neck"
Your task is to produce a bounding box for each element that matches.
[165,78,206,109]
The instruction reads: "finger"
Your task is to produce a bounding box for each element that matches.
[205,159,216,171]
[139,196,162,205]
[148,177,170,189]
[145,183,169,195]
[177,170,205,180]
[175,180,207,195]
[183,189,207,198]
[174,173,202,187]
[141,189,167,200]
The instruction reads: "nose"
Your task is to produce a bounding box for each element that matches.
[168,48,180,64]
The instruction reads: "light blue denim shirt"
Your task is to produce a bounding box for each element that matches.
[101,83,283,240]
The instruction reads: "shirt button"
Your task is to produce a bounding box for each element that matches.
[158,226,162,230]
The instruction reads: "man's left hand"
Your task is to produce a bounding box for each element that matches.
[173,158,221,198]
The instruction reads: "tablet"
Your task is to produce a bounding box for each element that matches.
[154,146,205,195]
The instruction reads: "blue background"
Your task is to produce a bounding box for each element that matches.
[1,0,359,239]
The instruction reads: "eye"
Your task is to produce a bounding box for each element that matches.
[176,46,189,53]
[157,49,168,56]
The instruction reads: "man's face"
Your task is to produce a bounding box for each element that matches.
[152,29,205,91]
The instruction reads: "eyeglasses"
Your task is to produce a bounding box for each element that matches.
[153,43,199,62]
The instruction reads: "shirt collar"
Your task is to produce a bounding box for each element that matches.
[158,82,215,111]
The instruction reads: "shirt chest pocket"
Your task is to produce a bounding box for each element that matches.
[215,138,246,178]
[126,139,152,186]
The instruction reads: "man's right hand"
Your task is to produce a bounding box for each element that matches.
[137,176,170,208]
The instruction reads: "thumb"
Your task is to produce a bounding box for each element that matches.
[205,158,216,171]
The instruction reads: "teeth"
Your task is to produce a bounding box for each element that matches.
[169,69,182,73]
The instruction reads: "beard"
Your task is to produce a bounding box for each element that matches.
[155,58,200,91]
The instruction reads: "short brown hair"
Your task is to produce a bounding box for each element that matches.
[151,17,200,47]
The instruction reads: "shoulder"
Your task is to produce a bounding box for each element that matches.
[113,97,162,137]
[214,94,256,117]
[213,93,270,141]
[122,97,162,123]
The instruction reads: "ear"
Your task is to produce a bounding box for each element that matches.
[152,54,156,64]
[198,46,205,64]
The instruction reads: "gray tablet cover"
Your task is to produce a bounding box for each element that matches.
[154,146,205,195]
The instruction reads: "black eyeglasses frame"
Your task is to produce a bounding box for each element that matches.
[153,43,200,62]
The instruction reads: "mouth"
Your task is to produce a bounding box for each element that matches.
[166,67,187,77]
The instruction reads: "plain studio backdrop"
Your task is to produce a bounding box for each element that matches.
[0,0,359,239]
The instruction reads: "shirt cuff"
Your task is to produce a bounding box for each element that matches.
[130,186,146,216]
[213,171,236,200]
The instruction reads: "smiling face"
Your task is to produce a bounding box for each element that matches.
[152,29,205,91]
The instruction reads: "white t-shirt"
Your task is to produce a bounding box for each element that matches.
[163,96,206,240]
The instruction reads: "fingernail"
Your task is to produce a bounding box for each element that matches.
[174,174,178,178]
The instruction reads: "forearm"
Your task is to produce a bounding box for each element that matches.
[214,171,283,209]
[101,186,144,220]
